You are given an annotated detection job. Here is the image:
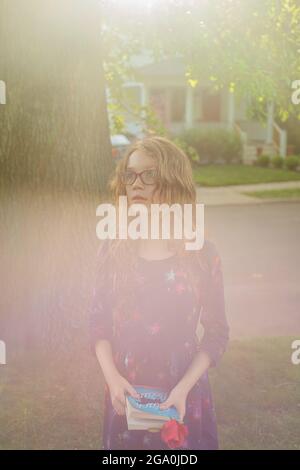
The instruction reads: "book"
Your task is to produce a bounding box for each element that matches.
[125,385,181,432]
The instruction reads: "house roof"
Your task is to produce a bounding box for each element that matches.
[134,56,186,78]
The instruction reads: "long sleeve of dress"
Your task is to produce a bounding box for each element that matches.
[88,241,114,354]
[197,240,230,368]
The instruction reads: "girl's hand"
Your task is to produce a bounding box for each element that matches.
[107,374,140,416]
[159,385,188,423]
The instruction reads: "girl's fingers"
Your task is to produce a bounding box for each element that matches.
[112,394,126,412]
[126,384,140,399]
[114,390,126,407]
[179,407,186,422]
[119,395,126,406]
[160,401,170,409]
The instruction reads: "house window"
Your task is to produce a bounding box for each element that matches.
[195,87,221,122]
[149,88,168,125]
[202,88,221,121]
[170,87,185,122]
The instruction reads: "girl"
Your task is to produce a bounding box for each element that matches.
[89,136,229,450]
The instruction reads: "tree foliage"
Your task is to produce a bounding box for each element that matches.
[101,0,300,126]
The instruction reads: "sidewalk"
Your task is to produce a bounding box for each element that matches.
[196,180,300,206]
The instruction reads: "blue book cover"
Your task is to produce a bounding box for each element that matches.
[126,385,180,421]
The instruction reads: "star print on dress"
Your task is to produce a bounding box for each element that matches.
[147,322,161,335]
[132,310,141,321]
[193,405,202,420]
[203,397,210,408]
[175,283,186,294]
[165,269,176,281]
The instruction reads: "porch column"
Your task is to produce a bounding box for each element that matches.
[185,85,194,129]
[280,129,287,158]
[140,84,148,122]
[266,100,274,144]
[227,90,235,129]
[140,84,148,107]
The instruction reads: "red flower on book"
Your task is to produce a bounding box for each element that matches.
[160,419,188,449]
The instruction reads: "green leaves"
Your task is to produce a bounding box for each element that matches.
[102,0,300,131]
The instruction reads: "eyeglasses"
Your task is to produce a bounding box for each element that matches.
[121,168,158,186]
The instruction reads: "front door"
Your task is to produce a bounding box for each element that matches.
[149,88,169,128]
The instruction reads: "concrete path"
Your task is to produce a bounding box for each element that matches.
[197,180,300,206]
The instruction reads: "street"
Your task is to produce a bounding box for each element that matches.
[206,201,300,338]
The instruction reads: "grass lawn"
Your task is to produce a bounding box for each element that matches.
[210,336,300,450]
[193,164,300,187]
[0,336,299,449]
[242,188,300,200]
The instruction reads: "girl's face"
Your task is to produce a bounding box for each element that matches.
[124,150,161,206]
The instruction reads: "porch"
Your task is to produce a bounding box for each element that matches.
[120,57,287,162]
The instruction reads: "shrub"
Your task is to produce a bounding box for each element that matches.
[271,155,284,169]
[255,154,270,167]
[179,128,243,165]
[285,155,300,171]
[173,137,200,166]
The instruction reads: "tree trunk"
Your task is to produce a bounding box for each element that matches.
[0,0,114,195]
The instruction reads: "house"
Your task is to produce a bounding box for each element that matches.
[111,55,287,163]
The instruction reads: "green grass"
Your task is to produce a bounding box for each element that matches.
[193,164,300,187]
[210,336,300,450]
[0,336,299,449]
[242,188,300,200]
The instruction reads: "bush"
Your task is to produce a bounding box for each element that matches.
[173,137,200,166]
[179,128,243,165]
[285,155,300,171]
[255,154,270,167]
[271,155,284,169]
[223,131,244,164]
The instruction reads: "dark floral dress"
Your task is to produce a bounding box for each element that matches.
[89,239,229,450]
